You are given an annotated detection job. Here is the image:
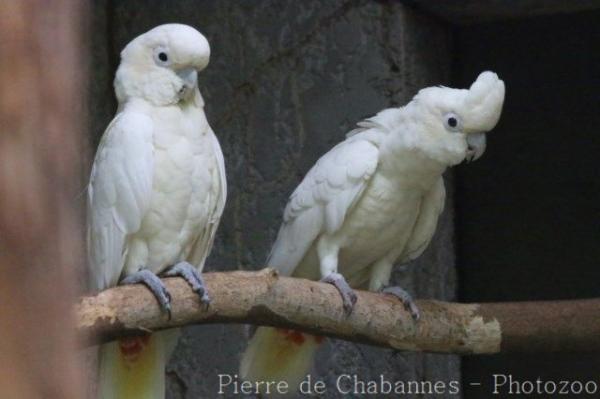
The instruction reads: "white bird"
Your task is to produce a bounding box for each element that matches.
[87,24,226,399]
[240,71,505,394]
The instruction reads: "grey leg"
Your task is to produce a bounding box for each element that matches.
[163,261,211,305]
[321,272,357,315]
[382,286,420,321]
[121,269,172,319]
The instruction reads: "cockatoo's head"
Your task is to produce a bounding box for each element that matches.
[409,71,505,164]
[114,24,210,106]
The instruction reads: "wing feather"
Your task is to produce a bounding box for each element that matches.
[400,177,446,263]
[187,129,227,270]
[267,139,379,276]
[87,112,154,290]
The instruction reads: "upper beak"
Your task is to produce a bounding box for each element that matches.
[176,68,198,91]
[465,132,487,162]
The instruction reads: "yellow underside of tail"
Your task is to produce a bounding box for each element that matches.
[240,327,322,394]
[114,336,159,397]
[98,330,179,399]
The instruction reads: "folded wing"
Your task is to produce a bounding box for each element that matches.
[267,138,379,276]
[87,112,154,290]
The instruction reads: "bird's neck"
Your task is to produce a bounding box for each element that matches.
[379,147,446,191]
[118,87,205,114]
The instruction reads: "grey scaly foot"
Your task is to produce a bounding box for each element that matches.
[121,269,172,319]
[321,272,357,315]
[382,286,420,321]
[163,261,211,305]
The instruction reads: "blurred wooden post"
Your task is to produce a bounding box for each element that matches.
[0,1,85,398]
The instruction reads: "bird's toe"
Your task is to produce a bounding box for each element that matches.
[382,285,420,321]
[121,269,173,319]
[164,261,211,307]
[321,272,357,316]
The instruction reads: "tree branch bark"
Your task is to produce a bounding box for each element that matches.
[77,269,600,354]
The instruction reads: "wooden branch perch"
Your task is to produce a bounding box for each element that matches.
[77,269,600,354]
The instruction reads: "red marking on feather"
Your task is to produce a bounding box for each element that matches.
[276,328,306,345]
[118,335,151,361]
[313,335,325,344]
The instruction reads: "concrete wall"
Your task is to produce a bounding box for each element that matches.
[87,1,460,397]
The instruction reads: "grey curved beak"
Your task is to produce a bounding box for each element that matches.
[176,68,198,90]
[466,132,487,162]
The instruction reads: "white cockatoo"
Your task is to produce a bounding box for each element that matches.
[87,24,226,399]
[240,71,505,393]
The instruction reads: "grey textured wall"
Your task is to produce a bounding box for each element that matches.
[87,1,459,397]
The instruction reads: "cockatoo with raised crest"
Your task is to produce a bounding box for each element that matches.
[87,24,226,399]
[240,71,505,394]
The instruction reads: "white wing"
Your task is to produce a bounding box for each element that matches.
[400,177,445,263]
[87,111,154,290]
[267,138,379,276]
[187,129,227,270]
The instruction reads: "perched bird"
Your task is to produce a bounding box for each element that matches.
[87,24,226,399]
[240,72,505,393]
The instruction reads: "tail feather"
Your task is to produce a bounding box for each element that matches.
[240,327,323,395]
[97,329,179,399]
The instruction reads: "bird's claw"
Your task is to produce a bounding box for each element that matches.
[121,269,172,319]
[321,272,357,315]
[382,286,420,321]
[163,262,211,306]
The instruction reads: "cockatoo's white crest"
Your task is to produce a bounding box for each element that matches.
[414,71,505,134]
[462,71,505,133]
[115,24,211,105]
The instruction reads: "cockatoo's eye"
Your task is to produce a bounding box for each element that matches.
[443,112,462,132]
[153,47,171,66]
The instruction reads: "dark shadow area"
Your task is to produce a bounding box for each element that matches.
[454,9,600,398]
